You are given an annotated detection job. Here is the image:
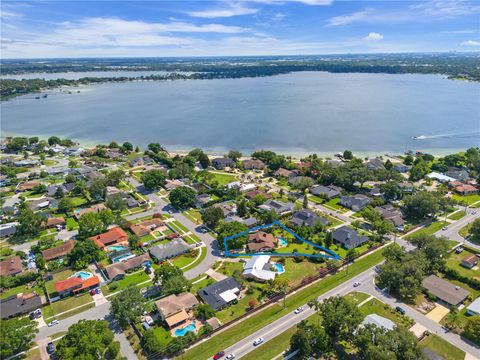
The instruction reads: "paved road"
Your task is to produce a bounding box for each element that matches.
[126,177,221,280]
[221,265,380,359]
[435,208,480,251]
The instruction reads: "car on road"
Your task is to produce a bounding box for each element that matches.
[442,226,448,231]
[294,306,304,314]
[353,281,361,287]
[225,354,235,360]
[46,342,54,354]
[253,337,264,346]
[48,320,59,327]
[213,351,225,359]
[395,306,406,315]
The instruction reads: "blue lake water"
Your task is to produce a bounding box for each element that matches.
[1,72,478,155]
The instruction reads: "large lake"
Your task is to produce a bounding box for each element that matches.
[1,72,479,155]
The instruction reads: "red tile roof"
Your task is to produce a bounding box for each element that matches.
[54,275,100,293]
[90,227,128,248]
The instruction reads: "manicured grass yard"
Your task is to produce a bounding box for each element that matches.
[65,217,78,230]
[323,197,347,213]
[190,276,216,294]
[152,326,173,348]
[447,210,466,221]
[0,284,44,300]
[344,291,370,305]
[419,334,465,360]
[170,250,199,269]
[208,171,237,186]
[68,196,88,207]
[215,286,264,323]
[359,298,414,328]
[181,247,207,272]
[308,195,325,204]
[102,271,150,295]
[405,221,448,240]
[168,220,189,234]
[446,247,480,279]
[277,258,326,287]
[180,246,385,360]
[183,209,202,223]
[45,293,93,320]
[452,194,480,206]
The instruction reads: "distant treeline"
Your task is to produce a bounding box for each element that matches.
[1,54,479,99]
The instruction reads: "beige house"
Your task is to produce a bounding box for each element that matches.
[155,292,199,329]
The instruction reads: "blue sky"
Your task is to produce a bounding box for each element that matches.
[1,0,479,58]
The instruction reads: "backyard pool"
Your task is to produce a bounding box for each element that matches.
[278,237,288,247]
[70,271,93,280]
[108,245,126,252]
[113,254,136,263]
[174,322,196,337]
[272,263,285,274]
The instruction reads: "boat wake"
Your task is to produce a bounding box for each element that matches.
[412,131,480,140]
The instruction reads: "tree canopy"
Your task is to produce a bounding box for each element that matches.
[110,286,146,329]
[0,317,38,359]
[169,186,196,209]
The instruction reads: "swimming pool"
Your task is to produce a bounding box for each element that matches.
[113,254,136,263]
[70,271,93,280]
[272,263,285,274]
[174,322,196,337]
[108,245,125,252]
[278,237,288,247]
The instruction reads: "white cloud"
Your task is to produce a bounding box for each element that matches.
[410,0,480,18]
[0,10,22,18]
[363,32,383,41]
[440,29,477,34]
[187,3,259,18]
[461,40,480,46]
[326,9,372,27]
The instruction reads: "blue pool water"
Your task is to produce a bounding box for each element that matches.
[108,245,125,252]
[273,263,285,273]
[70,271,93,280]
[113,254,136,263]
[278,238,288,247]
[175,322,196,337]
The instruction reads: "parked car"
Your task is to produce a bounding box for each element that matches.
[48,320,59,327]
[442,226,448,231]
[253,337,264,346]
[225,354,235,360]
[46,342,54,354]
[455,247,464,254]
[353,281,361,287]
[145,267,152,275]
[294,307,304,314]
[213,351,225,360]
[395,306,406,315]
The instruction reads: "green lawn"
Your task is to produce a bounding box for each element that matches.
[452,194,480,206]
[68,196,88,207]
[323,197,347,212]
[359,298,414,328]
[344,291,370,305]
[0,284,44,300]
[459,223,472,238]
[151,326,173,348]
[308,195,325,204]
[180,247,385,360]
[45,293,93,320]
[208,172,237,186]
[65,217,78,230]
[419,334,465,360]
[446,247,480,280]
[168,220,189,234]
[277,258,326,287]
[183,209,202,223]
[181,247,207,272]
[43,159,58,166]
[447,210,466,221]
[405,221,448,240]
[216,286,264,323]
[105,271,150,293]
[171,251,199,269]
[241,325,297,360]
[190,276,216,294]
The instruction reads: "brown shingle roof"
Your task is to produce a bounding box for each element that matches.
[0,256,23,276]
[46,217,65,227]
[42,240,75,261]
[105,254,150,279]
[247,231,277,252]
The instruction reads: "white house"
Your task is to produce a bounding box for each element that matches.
[242,255,277,282]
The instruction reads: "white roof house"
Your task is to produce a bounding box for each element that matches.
[426,172,456,183]
[467,297,480,316]
[239,183,257,192]
[243,255,277,282]
[361,314,395,331]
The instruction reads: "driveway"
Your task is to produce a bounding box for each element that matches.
[425,303,450,323]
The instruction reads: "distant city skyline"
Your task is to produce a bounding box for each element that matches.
[1,0,479,58]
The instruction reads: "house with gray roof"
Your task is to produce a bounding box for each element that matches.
[332,226,369,249]
[466,297,480,316]
[422,275,470,307]
[149,239,191,261]
[339,194,372,211]
[197,277,241,311]
[290,209,328,228]
[310,185,342,199]
[361,314,395,331]
[366,158,385,171]
[212,157,235,170]
[259,199,294,215]
[1,292,42,319]
[445,169,470,182]
[375,205,405,228]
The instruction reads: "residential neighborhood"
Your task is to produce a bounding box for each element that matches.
[1,137,480,360]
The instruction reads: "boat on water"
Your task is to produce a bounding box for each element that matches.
[412,135,426,140]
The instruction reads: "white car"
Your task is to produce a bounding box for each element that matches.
[353,281,361,287]
[442,226,448,231]
[48,320,59,327]
[226,355,236,360]
[294,307,304,314]
[253,337,264,346]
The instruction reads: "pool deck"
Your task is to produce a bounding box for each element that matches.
[170,318,202,337]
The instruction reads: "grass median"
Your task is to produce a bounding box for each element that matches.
[180,247,385,360]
